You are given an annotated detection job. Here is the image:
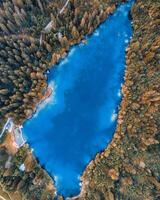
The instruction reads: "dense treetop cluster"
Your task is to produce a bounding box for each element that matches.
[0,0,124,199]
[0,0,122,126]
[1,0,159,199]
[76,0,160,199]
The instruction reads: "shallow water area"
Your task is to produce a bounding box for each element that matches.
[22,1,134,198]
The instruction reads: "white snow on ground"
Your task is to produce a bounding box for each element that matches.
[13,127,26,148]
[5,156,12,169]
[19,163,25,171]
[0,118,26,148]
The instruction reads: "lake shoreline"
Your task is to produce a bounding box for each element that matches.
[73,1,160,199]
[0,0,159,199]
[0,1,123,199]
[21,0,131,197]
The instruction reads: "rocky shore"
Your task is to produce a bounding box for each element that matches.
[0,0,159,199]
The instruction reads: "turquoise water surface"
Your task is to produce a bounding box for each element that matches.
[23,1,134,198]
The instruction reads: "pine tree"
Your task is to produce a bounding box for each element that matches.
[71,26,79,39]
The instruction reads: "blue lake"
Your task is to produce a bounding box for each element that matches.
[23,1,134,198]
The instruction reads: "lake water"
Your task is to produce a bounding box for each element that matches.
[22,1,134,198]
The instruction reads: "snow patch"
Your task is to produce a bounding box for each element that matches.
[111,110,117,122]
[19,164,25,171]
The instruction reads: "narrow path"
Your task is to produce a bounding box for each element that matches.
[44,0,70,32]
[59,0,70,14]
[0,118,13,138]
